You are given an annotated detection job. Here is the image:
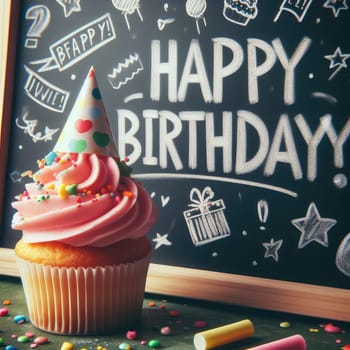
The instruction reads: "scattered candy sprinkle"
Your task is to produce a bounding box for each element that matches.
[160,326,172,335]
[279,321,291,328]
[0,290,349,350]
[60,341,74,350]
[119,342,131,350]
[126,330,137,340]
[147,339,161,348]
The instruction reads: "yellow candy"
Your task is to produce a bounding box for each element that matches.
[280,321,291,328]
[45,183,55,190]
[58,184,68,199]
[309,328,319,333]
[61,341,74,350]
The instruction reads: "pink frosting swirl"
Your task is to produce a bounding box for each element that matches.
[11,152,157,247]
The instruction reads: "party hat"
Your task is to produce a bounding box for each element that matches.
[54,66,118,157]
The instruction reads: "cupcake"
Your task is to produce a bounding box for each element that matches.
[223,0,258,26]
[11,67,157,335]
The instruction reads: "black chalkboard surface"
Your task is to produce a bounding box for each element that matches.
[1,0,350,320]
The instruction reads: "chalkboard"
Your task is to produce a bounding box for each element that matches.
[1,0,350,321]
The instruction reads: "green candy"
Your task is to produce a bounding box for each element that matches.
[65,184,78,195]
[118,343,131,350]
[148,339,161,348]
[17,335,30,343]
[118,160,132,177]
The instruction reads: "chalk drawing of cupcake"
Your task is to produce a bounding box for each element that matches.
[223,0,258,26]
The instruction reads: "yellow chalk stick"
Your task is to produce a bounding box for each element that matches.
[193,319,254,350]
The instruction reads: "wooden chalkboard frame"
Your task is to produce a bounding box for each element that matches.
[0,0,349,322]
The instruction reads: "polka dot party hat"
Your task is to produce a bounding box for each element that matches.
[54,66,118,157]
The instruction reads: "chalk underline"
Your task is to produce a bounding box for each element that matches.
[133,173,298,198]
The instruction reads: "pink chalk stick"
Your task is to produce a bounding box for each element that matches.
[245,334,306,350]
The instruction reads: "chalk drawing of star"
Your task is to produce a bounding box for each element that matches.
[42,127,59,141]
[291,202,337,249]
[324,47,350,80]
[262,238,283,262]
[152,233,172,249]
[56,0,81,17]
[323,0,348,18]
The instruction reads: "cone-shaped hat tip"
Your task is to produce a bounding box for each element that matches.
[53,68,118,157]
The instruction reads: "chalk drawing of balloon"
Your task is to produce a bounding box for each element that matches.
[111,0,143,31]
[336,232,350,277]
[185,0,207,34]
[25,5,51,48]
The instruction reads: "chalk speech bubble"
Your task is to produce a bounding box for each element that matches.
[24,65,70,112]
[31,13,116,72]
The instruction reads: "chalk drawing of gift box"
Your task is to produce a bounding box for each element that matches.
[183,187,231,246]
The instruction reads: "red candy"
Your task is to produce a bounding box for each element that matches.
[169,310,180,317]
[33,336,49,345]
[160,326,171,335]
[194,320,207,328]
[126,330,137,340]
[324,322,341,334]
[0,308,9,316]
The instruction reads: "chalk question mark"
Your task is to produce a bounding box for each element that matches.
[257,199,269,230]
[25,5,51,49]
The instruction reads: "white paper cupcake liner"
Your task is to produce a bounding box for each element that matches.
[16,253,150,335]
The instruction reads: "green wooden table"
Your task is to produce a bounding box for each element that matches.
[0,276,349,350]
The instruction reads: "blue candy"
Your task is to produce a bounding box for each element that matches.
[45,151,57,165]
[13,314,27,324]
[6,345,19,350]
